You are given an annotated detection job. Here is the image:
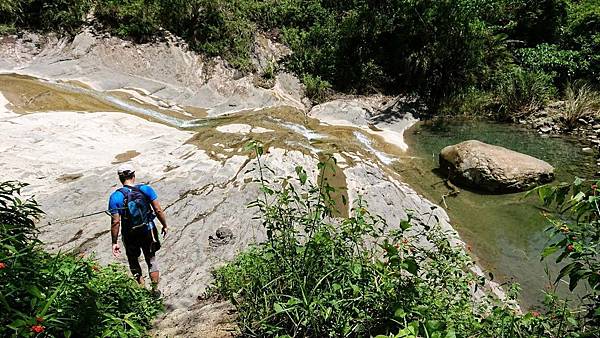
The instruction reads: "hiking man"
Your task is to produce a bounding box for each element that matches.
[109,163,168,295]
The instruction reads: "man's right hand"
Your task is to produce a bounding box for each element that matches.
[112,243,121,258]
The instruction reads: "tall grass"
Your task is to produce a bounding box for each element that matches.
[561,81,600,129]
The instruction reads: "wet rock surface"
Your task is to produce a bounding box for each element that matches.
[0,30,303,116]
[440,140,555,193]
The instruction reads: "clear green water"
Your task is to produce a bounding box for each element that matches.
[401,120,595,308]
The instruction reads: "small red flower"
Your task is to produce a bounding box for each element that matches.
[0,262,6,269]
[402,238,409,245]
[31,325,44,333]
[567,244,574,252]
[35,317,44,323]
[531,311,541,317]
[592,184,598,190]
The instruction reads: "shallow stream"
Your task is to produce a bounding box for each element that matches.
[402,120,595,308]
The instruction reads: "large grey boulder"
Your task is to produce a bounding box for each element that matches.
[439,140,554,193]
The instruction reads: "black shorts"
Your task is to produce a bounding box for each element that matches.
[123,226,160,255]
[122,226,161,276]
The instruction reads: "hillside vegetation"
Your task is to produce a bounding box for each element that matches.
[1,0,599,113]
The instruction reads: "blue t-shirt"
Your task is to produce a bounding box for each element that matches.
[108,184,158,231]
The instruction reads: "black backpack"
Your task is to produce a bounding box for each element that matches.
[118,185,154,233]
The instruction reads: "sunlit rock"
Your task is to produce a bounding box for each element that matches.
[440,140,555,193]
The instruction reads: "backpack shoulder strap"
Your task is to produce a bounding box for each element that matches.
[117,187,130,198]
[117,187,134,206]
[130,184,151,202]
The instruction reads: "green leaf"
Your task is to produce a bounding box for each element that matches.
[400,220,412,231]
[41,282,64,316]
[351,263,362,275]
[541,245,559,259]
[402,258,418,275]
[295,166,308,185]
[7,319,26,330]
[123,314,142,336]
[567,316,578,326]
[394,307,406,319]
[27,285,44,299]
[260,186,274,195]
[273,303,285,313]
[425,319,444,332]
[243,141,256,152]
[572,191,585,202]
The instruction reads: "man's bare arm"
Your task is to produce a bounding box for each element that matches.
[150,200,169,235]
[111,214,122,257]
[111,214,121,244]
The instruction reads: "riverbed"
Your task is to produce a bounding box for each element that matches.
[1,71,592,315]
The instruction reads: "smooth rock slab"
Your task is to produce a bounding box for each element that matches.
[439,140,555,193]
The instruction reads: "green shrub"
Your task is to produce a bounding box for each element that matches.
[502,0,567,46]
[532,178,600,335]
[0,0,92,33]
[302,74,331,104]
[518,44,585,82]
[0,181,162,337]
[1,0,598,118]
[493,66,556,120]
[213,145,462,336]
[157,0,256,70]
[440,88,495,116]
[94,0,161,42]
[0,0,21,27]
[562,0,600,82]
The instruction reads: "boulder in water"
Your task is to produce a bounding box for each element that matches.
[439,140,554,193]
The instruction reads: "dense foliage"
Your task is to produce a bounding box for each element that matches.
[534,178,600,333]
[0,0,91,34]
[1,0,598,111]
[0,181,162,337]
[211,142,596,337]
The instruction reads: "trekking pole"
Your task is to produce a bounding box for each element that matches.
[46,209,113,226]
